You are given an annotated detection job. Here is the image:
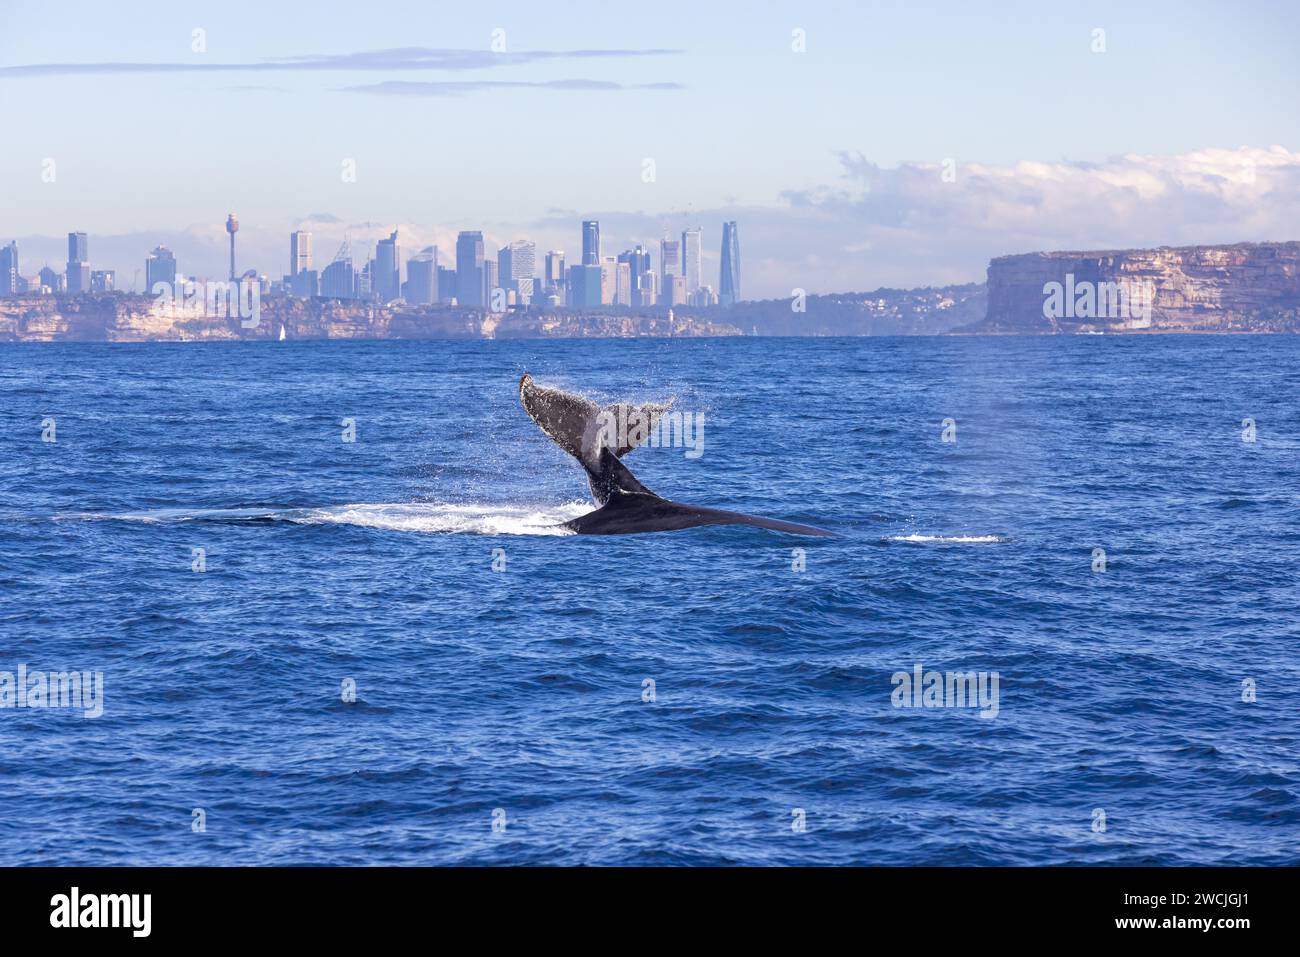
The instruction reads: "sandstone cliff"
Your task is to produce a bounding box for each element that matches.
[970,242,1300,333]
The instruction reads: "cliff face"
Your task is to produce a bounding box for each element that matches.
[975,242,1300,333]
[0,296,740,342]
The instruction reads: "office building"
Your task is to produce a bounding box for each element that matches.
[455,231,485,307]
[636,269,658,307]
[483,259,499,307]
[719,221,740,306]
[581,220,600,265]
[544,250,566,304]
[375,229,401,302]
[665,274,687,306]
[290,231,312,277]
[689,285,718,307]
[145,246,176,293]
[0,242,17,296]
[615,261,631,306]
[321,241,357,300]
[39,265,63,293]
[66,231,89,294]
[617,245,653,305]
[67,261,90,295]
[405,247,437,305]
[660,238,681,283]
[357,260,374,300]
[292,270,319,298]
[599,257,618,305]
[437,266,457,304]
[498,240,536,305]
[567,264,602,308]
[682,227,702,293]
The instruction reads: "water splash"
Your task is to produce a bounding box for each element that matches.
[53,502,591,536]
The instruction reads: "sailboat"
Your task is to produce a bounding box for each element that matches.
[278,322,287,341]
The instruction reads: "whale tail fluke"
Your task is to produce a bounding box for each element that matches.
[520,374,666,503]
[519,373,601,467]
[519,373,834,537]
[519,374,672,465]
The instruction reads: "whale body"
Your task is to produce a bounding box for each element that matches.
[519,374,834,537]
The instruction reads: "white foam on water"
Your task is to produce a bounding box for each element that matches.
[56,502,592,536]
[288,502,588,536]
[886,533,1007,544]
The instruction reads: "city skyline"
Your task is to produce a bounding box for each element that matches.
[1,2,1297,297]
[0,212,741,310]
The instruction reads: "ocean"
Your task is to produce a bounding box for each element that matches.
[0,335,1296,865]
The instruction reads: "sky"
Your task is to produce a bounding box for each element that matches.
[1,0,1298,298]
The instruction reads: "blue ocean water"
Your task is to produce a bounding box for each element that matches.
[0,336,1297,866]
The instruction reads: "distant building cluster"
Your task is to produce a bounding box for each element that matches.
[0,216,742,310]
[283,218,740,310]
[0,233,117,297]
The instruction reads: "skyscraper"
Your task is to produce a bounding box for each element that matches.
[321,240,356,300]
[544,250,566,303]
[666,274,687,306]
[682,227,702,293]
[498,240,536,304]
[357,260,373,300]
[292,270,319,299]
[660,238,681,285]
[145,246,177,294]
[581,220,600,265]
[719,221,740,306]
[66,232,89,294]
[290,231,312,277]
[483,259,499,307]
[405,247,437,305]
[599,257,616,305]
[0,242,17,296]
[544,251,565,284]
[567,264,602,308]
[436,266,457,304]
[619,245,652,305]
[639,269,658,307]
[615,261,631,306]
[375,229,401,302]
[90,270,115,293]
[455,231,485,306]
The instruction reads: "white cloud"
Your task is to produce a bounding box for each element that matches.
[13,147,1297,299]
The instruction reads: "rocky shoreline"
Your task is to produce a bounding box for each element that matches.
[0,295,743,342]
[4,241,1298,340]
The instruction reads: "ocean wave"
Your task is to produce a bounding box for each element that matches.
[886,533,1008,544]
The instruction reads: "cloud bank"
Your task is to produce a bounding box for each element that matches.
[542,145,1300,298]
[341,79,682,96]
[10,147,1297,300]
[0,46,681,78]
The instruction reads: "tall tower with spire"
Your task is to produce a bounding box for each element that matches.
[225,213,239,281]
